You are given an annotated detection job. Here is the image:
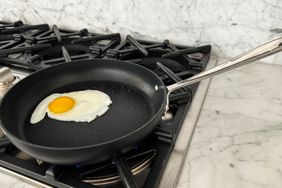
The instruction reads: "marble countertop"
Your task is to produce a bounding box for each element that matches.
[177,62,282,188]
[1,61,282,188]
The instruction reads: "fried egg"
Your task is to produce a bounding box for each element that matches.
[30,90,112,124]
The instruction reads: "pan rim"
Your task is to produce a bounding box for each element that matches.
[0,59,167,151]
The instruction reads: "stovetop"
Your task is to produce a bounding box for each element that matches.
[0,20,211,188]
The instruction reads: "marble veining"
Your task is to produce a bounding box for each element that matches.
[1,172,37,188]
[177,62,282,188]
[0,0,282,63]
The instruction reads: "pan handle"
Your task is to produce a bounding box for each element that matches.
[163,37,282,112]
[166,37,282,92]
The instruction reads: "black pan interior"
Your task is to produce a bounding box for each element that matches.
[0,59,166,148]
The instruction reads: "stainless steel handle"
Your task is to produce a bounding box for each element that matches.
[166,37,282,92]
[162,37,282,114]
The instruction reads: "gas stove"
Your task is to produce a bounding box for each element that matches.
[0,21,213,188]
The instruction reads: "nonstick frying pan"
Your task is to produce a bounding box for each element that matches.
[0,37,282,166]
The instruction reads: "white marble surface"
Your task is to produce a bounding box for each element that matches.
[177,62,282,188]
[0,0,282,63]
[1,172,37,188]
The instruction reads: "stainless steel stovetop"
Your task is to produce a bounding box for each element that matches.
[0,20,215,188]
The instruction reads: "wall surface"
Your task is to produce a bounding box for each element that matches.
[0,0,282,63]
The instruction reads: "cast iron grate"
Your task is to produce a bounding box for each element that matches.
[0,21,211,188]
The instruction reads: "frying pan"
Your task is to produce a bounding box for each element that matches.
[0,37,282,166]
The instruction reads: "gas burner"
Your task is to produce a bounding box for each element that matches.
[0,24,122,70]
[79,150,156,187]
[0,21,212,188]
[106,36,210,77]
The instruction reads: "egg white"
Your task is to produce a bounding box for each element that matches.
[30,90,112,124]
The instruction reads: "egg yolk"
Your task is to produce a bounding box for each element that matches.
[48,96,75,114]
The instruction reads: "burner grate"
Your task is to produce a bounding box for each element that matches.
[0,21,211,188]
